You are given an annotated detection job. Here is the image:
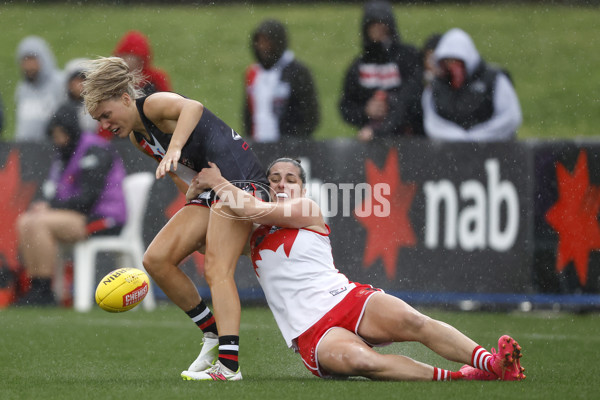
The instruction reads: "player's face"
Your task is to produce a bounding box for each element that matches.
[267,162,305,201]
[92,94,135,138]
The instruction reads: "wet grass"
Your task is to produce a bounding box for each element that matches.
[0,3,599,141]
[1,305,598,399]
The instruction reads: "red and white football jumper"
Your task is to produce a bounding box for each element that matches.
[250,224,355,348]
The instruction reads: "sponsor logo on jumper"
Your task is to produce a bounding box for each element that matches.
[329,287,348,296]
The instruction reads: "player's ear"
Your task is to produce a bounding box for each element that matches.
[302,186,307,197]
[121,93,131,106]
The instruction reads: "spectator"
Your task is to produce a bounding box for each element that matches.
[421,28,522,142]
[113,30,172,95]
[63,58,99,134]
[244,19,319,143]
[14,35,65,143]
[15,103,127,306]
[339,0,423,141]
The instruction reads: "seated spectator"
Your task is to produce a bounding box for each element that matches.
[14,35,65,142]
[421,28,522,141]
[15,103,127,306]
[244,19,319,143]
[63,58,99,134]
[113,30,172,95]
[339,0,423,141]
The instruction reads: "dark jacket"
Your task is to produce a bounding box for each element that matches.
[339,0,424,136]
[244,19,319,142]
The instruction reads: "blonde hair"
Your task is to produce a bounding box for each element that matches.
[82,56,144,114]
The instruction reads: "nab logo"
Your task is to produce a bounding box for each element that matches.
[423,159,519,252]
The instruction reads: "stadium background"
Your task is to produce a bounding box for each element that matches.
[1,1,599,310]
[1,3,600,399]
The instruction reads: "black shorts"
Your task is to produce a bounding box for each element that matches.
[186,181,269,208]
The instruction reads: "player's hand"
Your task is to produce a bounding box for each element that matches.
[195,162,223,188]
[365,91,388,120]
[156,147,181,179]
[186,177,204,202]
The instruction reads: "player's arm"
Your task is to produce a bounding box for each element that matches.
[190,162,326,231]
[142,92,204,179]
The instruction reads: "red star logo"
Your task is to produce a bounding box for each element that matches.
[0,150,37,268]
[354,148,417,279]
[166,193,205,275]
[545,150,600,286]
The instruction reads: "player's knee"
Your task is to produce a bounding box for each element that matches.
[17,212,36,236]
[142,247,167,278]
[398,308,429,334]
[203,251,235,282]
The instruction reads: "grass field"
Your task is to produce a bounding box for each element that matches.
[1,304,598,399]
[0,2,599,141]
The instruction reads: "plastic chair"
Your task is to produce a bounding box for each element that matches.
[72,172,157,312]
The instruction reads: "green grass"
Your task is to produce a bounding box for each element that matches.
[0,3,599,141]
[1,304,598,399]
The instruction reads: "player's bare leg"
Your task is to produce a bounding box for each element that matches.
[318,327,434,380]
[143,205,209,310]
[358,292,477,363]
[201,203,252,375]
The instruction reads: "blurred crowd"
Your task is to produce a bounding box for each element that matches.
[1,0,522,146]
[0,0,523,308]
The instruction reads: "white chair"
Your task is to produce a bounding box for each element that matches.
[72,172,157,312]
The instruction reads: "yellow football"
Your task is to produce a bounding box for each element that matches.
[95,268,150,313]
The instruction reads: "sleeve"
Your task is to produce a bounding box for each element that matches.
[282,63,320,137]
[464,74,522,141]
[339,61,369,128]
[49,146,113,213]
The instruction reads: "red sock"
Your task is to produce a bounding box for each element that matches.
[433,367,463,381]
[471,346,493,373]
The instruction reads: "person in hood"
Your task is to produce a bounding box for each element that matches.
[244,19,319,143]
[14,36,65,142]
[113,30,172,95]
[62,58,100,134]
[339,1,423,141]
[15,103,127,306]
[421,28,522,141]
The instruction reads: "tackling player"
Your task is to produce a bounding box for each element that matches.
[183,158,526,381]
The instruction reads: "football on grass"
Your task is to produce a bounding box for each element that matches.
[95,268,150,312]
